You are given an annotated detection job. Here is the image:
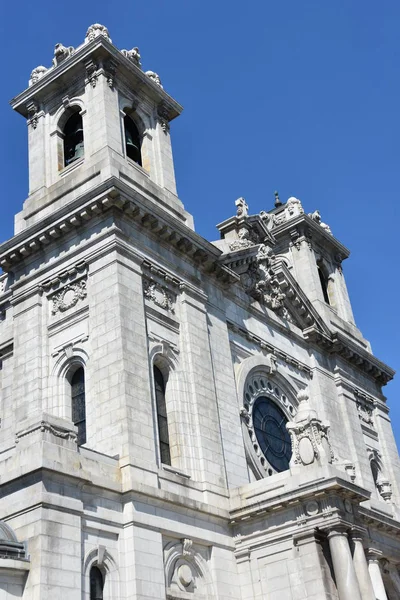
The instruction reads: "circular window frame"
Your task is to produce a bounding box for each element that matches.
[240,374,295,478]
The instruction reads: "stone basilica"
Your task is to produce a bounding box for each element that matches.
[0,22,399,600]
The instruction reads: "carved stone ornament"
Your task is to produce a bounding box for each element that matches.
[121,47,142,68]
[377,477,392,503]
[146,70,163,88]
[53,43,74,67]
[308,209,333,235]
[0,275,7,295]
[29,65,48,86]
[229,227,258,251]
[85,23,112,44]
[27,101,40,129]
[285,197,304,218]
[85,59,98,88]
[240,244,286,313]
[357,398,375,428]
[286,390,335,468]
[157,102,170,132]
[51,280,87,315]
[104,59,117,89]
[164,539,214,600]
[143,278,175,313]
[235,197,249,217]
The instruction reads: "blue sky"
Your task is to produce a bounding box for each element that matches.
[0,2,399,445]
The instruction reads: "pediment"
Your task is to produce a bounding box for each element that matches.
[222,244,331,336]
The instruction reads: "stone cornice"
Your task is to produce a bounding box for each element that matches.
[0,177,238,287]
[272,213,351,259]
[304,327,395,385]
[11,36,182,122]
[229,475,369,524]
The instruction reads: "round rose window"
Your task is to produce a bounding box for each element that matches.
[252,396,292,472]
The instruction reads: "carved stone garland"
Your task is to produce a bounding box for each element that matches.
[240,367,296,478]
[143,277,175,313]
[51,280,87,315]
[286,390,335,468]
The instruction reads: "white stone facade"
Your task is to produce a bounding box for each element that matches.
[0,24,399,600]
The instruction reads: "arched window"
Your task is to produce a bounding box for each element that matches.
[371,459,380,486]
[124,115,142,166]
[252,396,292,473]
[71,367,86,446]
[63,112,84,167]
[90,566,104,600]
[318,266,330,305]
[154,365,171,465]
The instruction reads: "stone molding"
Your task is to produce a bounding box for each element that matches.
[15,413,78,445]
[228,321,314,380]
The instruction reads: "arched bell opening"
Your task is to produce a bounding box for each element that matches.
[63,111,84,167]
[124,114,142,166]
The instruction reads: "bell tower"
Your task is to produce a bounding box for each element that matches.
[10,23,193,234]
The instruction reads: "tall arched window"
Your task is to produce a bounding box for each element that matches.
[124,115,142,166]
[318,266,330,305]
[154,365,171,465]
[90,566,104,600]
[71,367,86,446]
[63,112,84,167]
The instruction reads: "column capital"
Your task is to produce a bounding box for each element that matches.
[367,548,383,563]
[327,525,350,540]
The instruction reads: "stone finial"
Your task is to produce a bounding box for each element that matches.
[235,197,248,217]
[145,71,163,88]
[377,476,392,503]
[286,389,335,468]
[85,23,112,44]
[274,191,282,207]
[121,47,141,68]
[29,65,48,87]
[53,43,74,67]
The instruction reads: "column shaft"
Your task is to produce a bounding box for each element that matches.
[328,529,362,600]
[351,536,375,600]
[367,552,388,600]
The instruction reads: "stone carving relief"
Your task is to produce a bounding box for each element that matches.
[16,416,77,445]
[157,103,170,132]
[228,227,258,251]
[146,70,163,87]
[27,101,40,129]
[354,389,375,429]
[0,275,6,295]
[241,244,286,313]
[51,280,87,315]
[286,390,335,468]
[53,43,74,67]
[285,196,304,218]
[85,23,112,44]
[121,47,142,68]
[85,59,98,87]
[235,197,249,217]
[29,65,48,86]
[143,278,175,313]
[308,210,332,235]
[368,447,392,503]
[164,538,214,600]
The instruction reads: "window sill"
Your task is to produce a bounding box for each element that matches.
[59,157,84,178]
[162,464,191,479]
[126,157,150,177]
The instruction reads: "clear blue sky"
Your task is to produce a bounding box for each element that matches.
[0,2,399,445]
